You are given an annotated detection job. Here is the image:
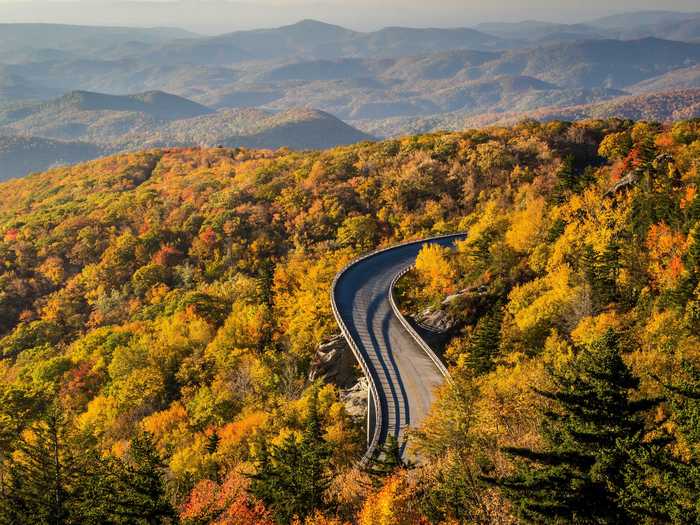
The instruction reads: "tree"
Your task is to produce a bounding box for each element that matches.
[598,132,632,161]
[249,386,333,524]
[0,405,107,525]
[110,432,177,525]
[493,330,666,524]
[179,472,273,525]
[414,244,456,301]
[463,304,503,376]
[336,215,379,253]
[581,242,620,312]
[685,223,700,289]
[661,362,700,524]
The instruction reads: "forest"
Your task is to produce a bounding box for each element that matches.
[0,117,699,523]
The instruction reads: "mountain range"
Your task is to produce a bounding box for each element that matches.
[3,12,700,179]
[0,90,372,180]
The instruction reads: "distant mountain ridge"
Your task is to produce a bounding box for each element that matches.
[1,13,700,172]
[629,65,700,93]
[588,10,699,30]
[348,88,700,137]
[0,135,105,181]
[138,19,513,66]
[44,90,213,120]
[0,90,374,178]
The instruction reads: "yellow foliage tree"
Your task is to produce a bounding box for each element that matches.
[505,195,547,254]
[414,243,457,300]
[357,475,425,525]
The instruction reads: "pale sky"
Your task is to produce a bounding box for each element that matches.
[0,0,697,33]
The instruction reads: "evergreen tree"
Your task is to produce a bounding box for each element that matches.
[110,432,177,525]
[661,362,700,524]
[0,405,91,525]
[465,304,503,375]
[206,430,220,455]
[581,244,620,313]
[554,156,595,200]
[555,155,578,198]
[0,411,175,525]
[685,223,700,287]
[249,386,332,524]
[493,330,664,524]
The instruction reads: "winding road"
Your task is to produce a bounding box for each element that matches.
[331,233,466,462]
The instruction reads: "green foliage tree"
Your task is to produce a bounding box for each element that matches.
[661,362,700,524]
[494,330,667,524]
[581,243,620,312]
[336,215,379,253]
[249,386,333,524]
[0,418,176,525]
[0,405,106,525]
[464,304,503,376]
[109,432,177,525]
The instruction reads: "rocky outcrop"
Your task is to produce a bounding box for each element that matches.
[604,172,638,198]
[308,334,358,389]
[415,305,457,334]
[339,377,369,419]
[414,285,489,334]
[308,333,367,418]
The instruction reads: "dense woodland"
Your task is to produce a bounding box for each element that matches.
[0,118,699,523]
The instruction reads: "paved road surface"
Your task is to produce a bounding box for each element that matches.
[332,234,466,460]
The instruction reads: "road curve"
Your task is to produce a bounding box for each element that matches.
[331,233,467,463]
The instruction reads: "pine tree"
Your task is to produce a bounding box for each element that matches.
[249,386,332,524]
[0,408,178,525]
[581,243,620,313]
[110,432,176,525]
[0,406,88,525]
[465,304,503,375]
[554,155,583,201]
[661,362,700,524]
[493,330,664,524]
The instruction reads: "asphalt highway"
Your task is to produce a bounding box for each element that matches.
[332,233,466,460]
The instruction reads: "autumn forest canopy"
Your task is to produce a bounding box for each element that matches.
[0,116,698,523]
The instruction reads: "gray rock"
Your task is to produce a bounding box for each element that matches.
[308,334,357,389]
[604,172,638,198]
[415,305,457,334]
[340,377,369,419]
[413,285,490,334]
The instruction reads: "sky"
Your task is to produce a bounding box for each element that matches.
[0,0,697,33]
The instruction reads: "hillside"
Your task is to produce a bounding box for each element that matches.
[0,119,698,523]
[0,135,105,180]
[359,88,700,137]
[0,91,373,158]
[122,107,375,149]
[0,90,212,127]
[1,21,699,141]
[478,38,700,89]
[464,88,700,128]
[629,64,700,93]
[0,67,57,102]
